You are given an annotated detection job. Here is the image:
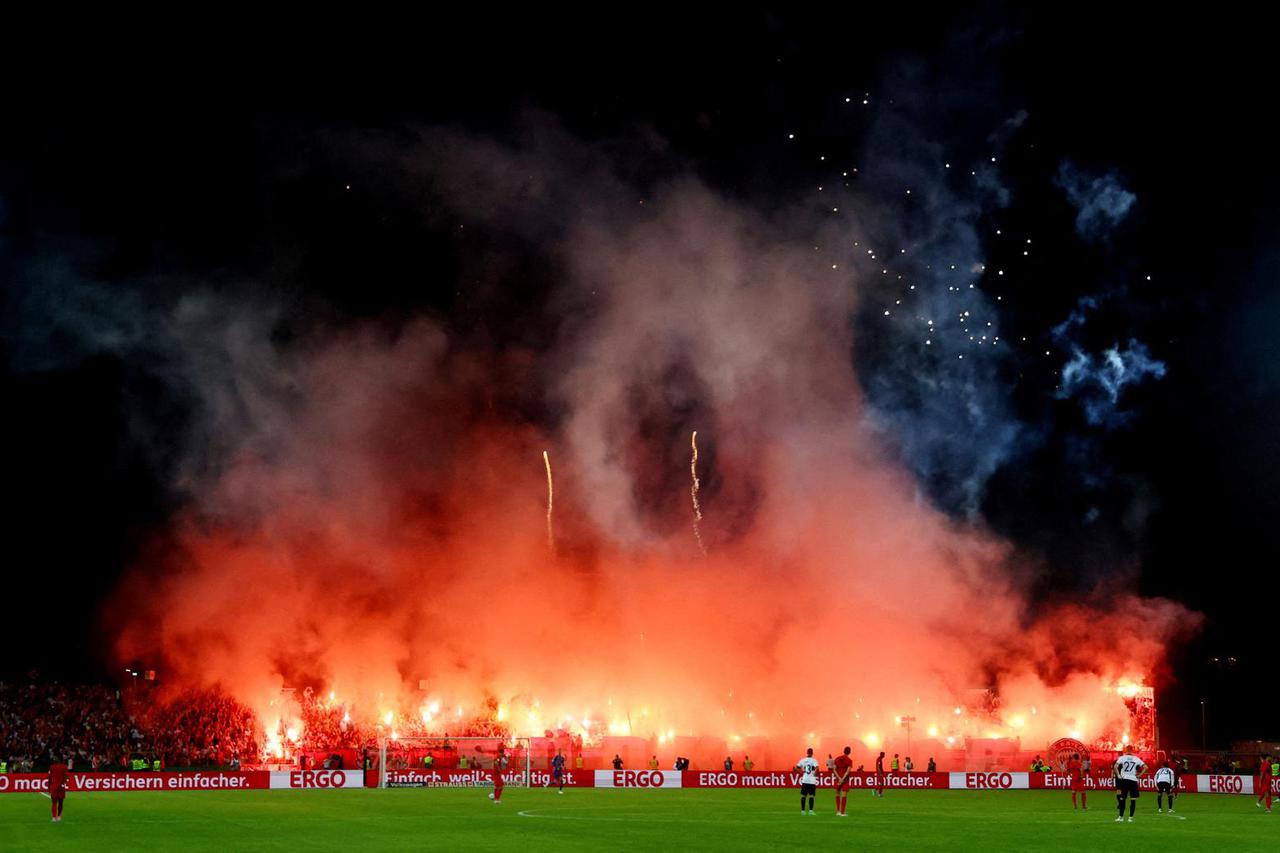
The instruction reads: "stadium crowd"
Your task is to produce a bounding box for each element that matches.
[0,680,259,771]
[1,681,146,771]
[3,679,1275,775]
[145,689,260,768]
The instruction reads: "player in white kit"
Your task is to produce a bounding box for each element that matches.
[1154,761,1176,813]
[795,748,819,815]
[1112,752,1146,822]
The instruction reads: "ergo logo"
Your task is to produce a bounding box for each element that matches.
[966,772,1013,789]
[613,770,666,788]
[289,770,348,789]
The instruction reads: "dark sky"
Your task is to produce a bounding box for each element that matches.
[1,7,1275,747]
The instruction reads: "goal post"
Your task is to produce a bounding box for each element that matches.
[376,736,532,789]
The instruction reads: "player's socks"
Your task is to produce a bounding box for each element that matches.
[1129,800,1136,818]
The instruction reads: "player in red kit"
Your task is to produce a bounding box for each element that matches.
[1066,753,1087,810]
[833,746,853,816]
[48,757,69,822]
[488,747,507,805]
[1257,752,1273,813]
[873,751,885,797]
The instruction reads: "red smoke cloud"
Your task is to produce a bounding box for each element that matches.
[110,157,1196,760]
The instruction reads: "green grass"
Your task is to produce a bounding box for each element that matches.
[3,788,1277,851]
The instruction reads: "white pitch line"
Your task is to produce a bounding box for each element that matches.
[517,809,856,824]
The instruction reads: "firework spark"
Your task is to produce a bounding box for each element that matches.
[543,449,555,553]
[691,430,706,554]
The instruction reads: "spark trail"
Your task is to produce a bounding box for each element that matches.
[691,430,706,555]
[543,449,555,553]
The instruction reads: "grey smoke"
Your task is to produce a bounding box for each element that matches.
[1051,294,1167,426]
[1059,340,1166,426]
[1055,163,1136,242]
[853,96,1025,518]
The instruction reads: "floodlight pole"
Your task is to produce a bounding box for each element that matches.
[901,716,916,759]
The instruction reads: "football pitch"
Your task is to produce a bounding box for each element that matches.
[3,788,1276,852]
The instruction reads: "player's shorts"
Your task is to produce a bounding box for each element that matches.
[800,783,817,796]
[1071,777,1086,792]
[836,780,852,792]
[1116,779,1139,797]
[1156,782,1172,794]
[553,768,563,779]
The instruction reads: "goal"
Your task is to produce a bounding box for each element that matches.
[375,736,532,789]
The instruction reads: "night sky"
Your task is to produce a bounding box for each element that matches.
[1,7,1276,748]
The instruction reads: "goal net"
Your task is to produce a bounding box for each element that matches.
[375,736,532,788]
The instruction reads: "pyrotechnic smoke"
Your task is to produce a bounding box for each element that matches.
[1055,162,1137,243]
[690,431,705,555]
[8,116,1195,764]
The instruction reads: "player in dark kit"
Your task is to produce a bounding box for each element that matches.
[48,758,69,822]
[550,749,566,794]
[833,746,853,816]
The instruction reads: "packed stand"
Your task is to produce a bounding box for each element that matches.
[139,688,261,768]
[0,680,148,771]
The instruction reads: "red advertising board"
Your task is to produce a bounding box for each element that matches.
[1030,772,1193,792]
[383,768,594,788]
[684,771,947,789]
[0,771,267,794]
[0,769,1265,795]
